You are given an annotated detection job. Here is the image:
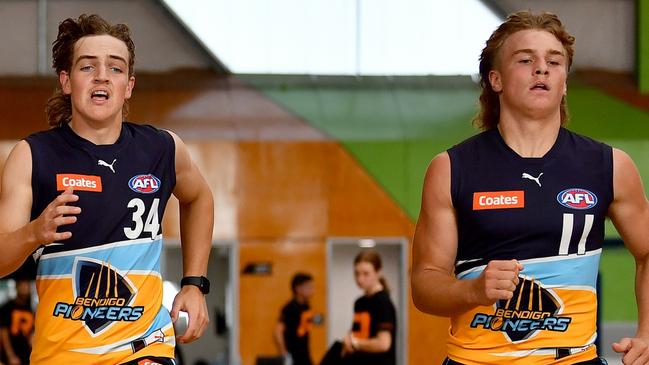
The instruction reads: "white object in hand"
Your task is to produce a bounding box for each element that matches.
[174,311,189,336]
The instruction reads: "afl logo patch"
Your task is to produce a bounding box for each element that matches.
[557,188,597,210]
[128,174,161,194]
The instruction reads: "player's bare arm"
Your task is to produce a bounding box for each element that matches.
[0,141,80,277]
[167,131,214,344]
[608,148,649,364]
[411,152,522,317]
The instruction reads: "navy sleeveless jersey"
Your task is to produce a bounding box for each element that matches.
[445,127,613,364]
[25,122,177,364]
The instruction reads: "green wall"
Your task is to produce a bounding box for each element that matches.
[600,246,637,321]
[639,0,649,93]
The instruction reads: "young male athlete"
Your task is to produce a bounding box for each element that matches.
[411,11,649,365]
[0,14,214,364]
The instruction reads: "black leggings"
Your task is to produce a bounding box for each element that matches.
[443,357,607,365]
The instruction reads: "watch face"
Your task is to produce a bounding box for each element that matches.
[201,277,210,293]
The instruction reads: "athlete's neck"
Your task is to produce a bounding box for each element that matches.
[69,118,122,145]
[365,283,383,296]
[497,115,561,158]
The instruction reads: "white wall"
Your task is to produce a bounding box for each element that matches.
[0,0,212,76]
[0,1,40,75]
[496,0,635,72]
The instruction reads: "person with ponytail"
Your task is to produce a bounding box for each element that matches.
[341,249,396,365]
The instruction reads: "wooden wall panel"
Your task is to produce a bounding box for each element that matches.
[162,141,239,241]
[0,85,52,139]
[405,235,449,365]
[409,307,449,365]
[326,144,413,237]
[236,142,328,239]
[234,141,414,238]
[239,240,327,365]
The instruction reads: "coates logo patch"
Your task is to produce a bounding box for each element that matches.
[128,174,161,194]
[56,174,102,192]
[473,191,525,210]
[557,188,597,210]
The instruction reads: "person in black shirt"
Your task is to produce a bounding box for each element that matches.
[342,250,396,365]
[274,273,314,365]
[0,279,34,365]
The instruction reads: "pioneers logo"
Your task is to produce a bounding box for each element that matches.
[470,277,572,342]
[557,188,598,210]
[472,191,525,210]
[53,258,143,335]
[128,174,161,194]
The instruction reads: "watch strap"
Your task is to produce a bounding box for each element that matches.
[181,276,210,294]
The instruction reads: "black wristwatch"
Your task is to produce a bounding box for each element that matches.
[181,276,210,294]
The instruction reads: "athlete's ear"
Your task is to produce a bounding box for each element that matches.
[60,71,72,95]
[563,82,567,96]
[489,70,502,93]
[125,75,135,100]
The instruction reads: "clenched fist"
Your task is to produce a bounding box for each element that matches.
[472,259,523,306]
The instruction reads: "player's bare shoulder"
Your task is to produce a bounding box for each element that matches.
[422,152,452,207]
[0,140,34,229]
[1,141,33,196]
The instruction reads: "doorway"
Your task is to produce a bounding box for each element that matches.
[163,241,240,365]
[326,237,408,365]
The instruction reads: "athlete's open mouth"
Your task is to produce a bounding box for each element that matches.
[91,89,110,100]
[531,82,549,91]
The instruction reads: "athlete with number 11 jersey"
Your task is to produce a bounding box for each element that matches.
[412,11,649,365]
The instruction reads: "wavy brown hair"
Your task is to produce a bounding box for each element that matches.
[473,11,575,130]
[46,14,135,127]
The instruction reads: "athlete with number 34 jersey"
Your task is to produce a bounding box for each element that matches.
[412,11,649,365]
[0,14,214,364]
